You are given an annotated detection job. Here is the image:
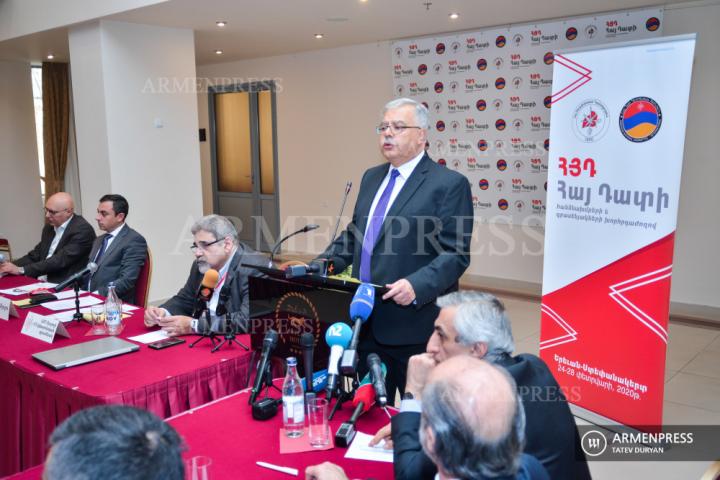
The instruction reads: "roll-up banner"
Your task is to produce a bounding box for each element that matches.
[540,34,696,428]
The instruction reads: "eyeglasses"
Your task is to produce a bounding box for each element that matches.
[44,207,69,216]
[375,123,422,135]
[190,238,224,252]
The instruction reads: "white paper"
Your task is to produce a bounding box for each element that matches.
[127,330,169,344]
[0,296,11,320]
[43,296,103,311]
[0,282,57,296]
[344,432,394,463]
[52,289,89,300]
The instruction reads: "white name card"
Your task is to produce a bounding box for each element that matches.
[21,312,71,343]
[0,296,18,321]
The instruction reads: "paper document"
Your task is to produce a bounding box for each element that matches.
[127,330,169,344]
[53,289,89,300]
[0,282,57,296]
[43,296,103,311]
[344,432,394,463]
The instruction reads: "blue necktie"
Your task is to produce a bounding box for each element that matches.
[359,169,400,282]
[87,234,110,289]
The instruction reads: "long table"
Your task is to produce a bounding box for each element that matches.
[0,275,255,476]
[7,383,395,480]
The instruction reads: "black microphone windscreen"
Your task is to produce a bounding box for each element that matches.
[300,332,314,348]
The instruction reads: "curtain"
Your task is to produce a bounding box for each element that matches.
[41,62,70,197]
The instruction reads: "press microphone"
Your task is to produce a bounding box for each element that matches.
[340,283,375,375]
[336,383,375,447]
[367,353,389,408]
[249,329,279,405]
[325,322,352,399]
[53,262,98,292]
[284,258,336,278]
[268,224,320,267]
[300,332,315,397]
[191,269,219,320]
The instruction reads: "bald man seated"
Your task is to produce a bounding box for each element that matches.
[0,192,96,283]
[305,357,549,480]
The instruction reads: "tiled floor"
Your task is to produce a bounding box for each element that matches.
[501,294,720,480]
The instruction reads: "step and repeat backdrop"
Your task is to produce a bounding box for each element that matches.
[391,7,663,225]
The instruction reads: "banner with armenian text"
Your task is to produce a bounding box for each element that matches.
[540,35,696,428]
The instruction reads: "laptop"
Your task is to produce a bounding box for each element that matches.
[32,336,140,370]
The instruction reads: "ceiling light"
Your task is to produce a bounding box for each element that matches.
[46,53,54,60]
[449,12,459,20]
[216,21,227,27]
[214,49,223,55]
[314,33,324,39]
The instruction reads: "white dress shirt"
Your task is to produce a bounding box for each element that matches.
[46,215,74,258]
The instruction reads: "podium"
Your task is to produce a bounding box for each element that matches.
[247,266,377,372]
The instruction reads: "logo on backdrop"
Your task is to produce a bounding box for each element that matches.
[646,17,661,31]
[477,58,488,71]
[566,27,578,40]
[619,97,662,142]
[496,35,506,48]
[436,43,446,54]
[573,99,610,143]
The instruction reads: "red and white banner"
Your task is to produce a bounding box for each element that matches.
[540,35,696,427]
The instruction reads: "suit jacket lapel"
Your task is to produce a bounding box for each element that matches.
[373,154,430,247]
[99,226,128,262]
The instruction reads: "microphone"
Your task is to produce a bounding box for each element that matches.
[300,332,315,397]
[284,258,336,278]
[325,322,352,399]
[191,269,220,320]
[367,353,389,408]
[339,283,375,375]
[53,262,98,292]
[249,329,279,405]
[268,224,320,267]
[330,181,352,246]
[335,383,375,447]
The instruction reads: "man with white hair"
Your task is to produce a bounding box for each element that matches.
[318,98,474,398]
[370,291,591,480]
[144,214,266,336]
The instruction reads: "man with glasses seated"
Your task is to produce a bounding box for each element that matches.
[317,98,473,399]
[144,214,267,336]
[0,192,95,283]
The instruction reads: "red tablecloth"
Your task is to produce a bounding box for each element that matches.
[0,275,255,477]
[6,385,395,480]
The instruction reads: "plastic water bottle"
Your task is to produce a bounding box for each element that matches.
[105,282,122,335]
[282,357,305,438]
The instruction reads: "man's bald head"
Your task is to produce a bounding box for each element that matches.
[421,356,526,479]
[45,192,75,227]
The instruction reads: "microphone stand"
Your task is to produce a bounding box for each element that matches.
[268,224,320,267]
[211,314,249,353]
[188,310,220,349]
[328,373,360,421]
[72,278,84,323]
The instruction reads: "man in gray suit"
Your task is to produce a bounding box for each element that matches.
[143,215,267,336]
[86,194,147,303]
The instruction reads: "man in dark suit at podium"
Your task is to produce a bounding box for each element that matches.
[319,98,474,398]
[0,192,95,283]
[86,194,147,303]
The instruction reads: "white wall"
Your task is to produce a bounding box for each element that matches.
[197,2,720,309]
[70,21,203,302]
[0,61,43,256]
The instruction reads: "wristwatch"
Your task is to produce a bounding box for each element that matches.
[18,267,24,275]
[402,391,415,401]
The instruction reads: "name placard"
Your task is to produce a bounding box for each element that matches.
[21,312,70,343]
[0,296,18,321]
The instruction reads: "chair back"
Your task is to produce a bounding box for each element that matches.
[134,248,152,308]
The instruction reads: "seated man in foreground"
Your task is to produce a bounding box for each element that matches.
[43,405,184,480]
[370,291,591,480]
[306,357,549,480]
[144,214,266,335]
[0,192,95,282]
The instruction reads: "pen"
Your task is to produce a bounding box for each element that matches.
[256,461,299,476]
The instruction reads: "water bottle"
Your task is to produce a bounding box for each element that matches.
[105,282,122,335]
[282,357,305,438]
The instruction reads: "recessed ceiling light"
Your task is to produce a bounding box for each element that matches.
[216,21,227,27]
[46,53,54,60]
[214,49,223,55]
[449,12,460,20]
[314,33,324,39]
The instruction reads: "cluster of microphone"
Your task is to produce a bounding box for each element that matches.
[248,282,389,446]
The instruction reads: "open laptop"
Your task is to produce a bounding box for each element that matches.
[32,336,140,370]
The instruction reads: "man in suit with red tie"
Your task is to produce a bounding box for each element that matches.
[319,98,474,398]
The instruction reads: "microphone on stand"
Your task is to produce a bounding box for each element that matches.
[340,283,375,375]
[191,269,220,321]
[300,332,315,399]
[324,322,352,399]
[53,262,98,292]
[268,224,319,267]
[249,329,279,405]
[367,353,389,408]
[335,383,375,447]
